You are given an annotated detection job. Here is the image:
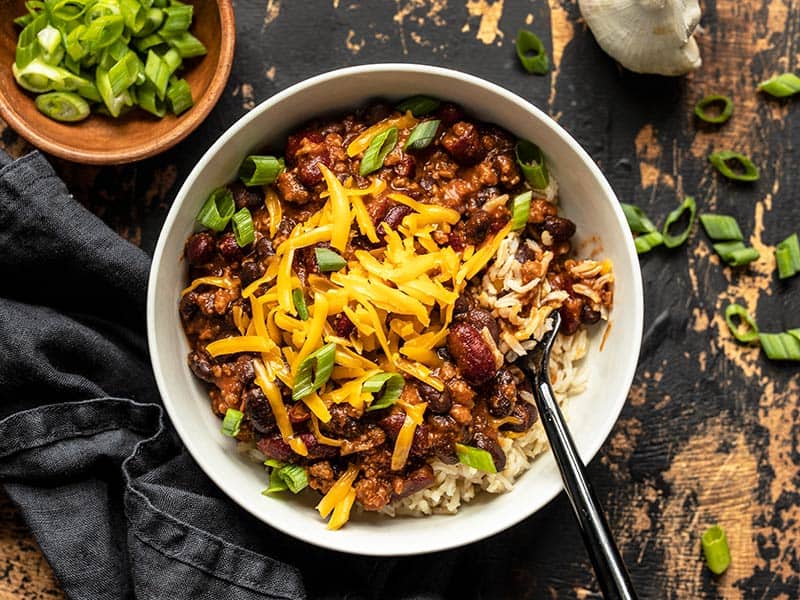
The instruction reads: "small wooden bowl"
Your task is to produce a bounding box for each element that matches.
[0,0,235,165]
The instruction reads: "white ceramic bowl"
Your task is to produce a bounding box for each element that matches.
[147,64,644,556]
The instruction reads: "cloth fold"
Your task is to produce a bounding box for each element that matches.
[0,151,468,600]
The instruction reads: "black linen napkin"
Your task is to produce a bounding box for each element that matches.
[0,150,466,600]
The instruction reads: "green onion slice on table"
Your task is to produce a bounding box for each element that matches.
[363,373,404,412]
[759,333,800,361]
[708,151,760,182]
[196,187,235,231]
[292,289,309,321]
[724,304,759,344]
[702,525,731,575]
[661,196,696,248]
[455,443,497,473]
[515,140,549,189]
[775,233,800,279]
[360,127,398,176]
[757,73,800,98]
[516,29,549,75]
[315,248,346,272]
[699,214,743,242]
[231,207,255,247]
[712,242,760,267]
[405,120,440,151]
[634,231,664,255]
[239,156,285,186]
[510,191,532,232]
[292,342,337,401]
[35,91,90,122]
[621,203,658,234]
[221,408,243,437]
[694,95,733,124]
[395,95,440,117]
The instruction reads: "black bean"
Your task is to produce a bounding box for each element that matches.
[239,260,265,287]
[188,350,215,383]
[418,382,452,414]
[463,209,493,245]
[378,205,413,236]
[472,431,506,471]
[581,304,602,324]
[244,388,276,433]
[255,237,275,259]
[501,401,538,433]
[486,368,516,417]
[542,215,577,243]
[217,232,244,262]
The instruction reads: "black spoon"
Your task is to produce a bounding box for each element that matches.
[518,311,638,600]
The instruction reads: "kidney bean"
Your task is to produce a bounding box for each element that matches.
[230,181,263,210]
[378,410,406,440]
[417,382,452,414]
[393,464,435,498]
[378,204,413,236]
[256,435,293,462]
[472,431,506,471]
[297,152,332,188]
[459,307,500,342]
[581,304,602,324]
[463,209,493,245]
[239,260,265,287]
[296,432,339,459]
[185,232,216,266]
[435,102,465,126]
[188,349,216,383]
[441,122,485,165]
[542,215,577,242]
[217,232,244,262]
[447,321,497,385]
[486,368,516,417]
[243,388,277,433]
[331,312,356,338]
[255,237,275,259]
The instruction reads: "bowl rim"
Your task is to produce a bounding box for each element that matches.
[0,0,235,165]
[147,63,644,556]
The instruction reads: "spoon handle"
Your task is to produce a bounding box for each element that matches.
[534,378,638,600]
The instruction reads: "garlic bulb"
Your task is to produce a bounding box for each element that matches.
[578,0,702,76]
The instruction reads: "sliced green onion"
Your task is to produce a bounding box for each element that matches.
[404,119,440,151]
[363,373,405,412]
[119,0,146,33]
[757,73,800,98]
[315,247,346,272]
[699,214,743,241]
[516,29,549,75]
[82,15,125,50]
[621,203,657,234]
[49,0,87,20]
[231,208,255,247]
[262,468,289,494]
[144,49,170,98]
[160,4,192,34]
[163,31,207,57]
[727,247,760,267]
[759,333,800,361]
[133,33,165,53]
[635,231,663,255]
[724,304,759,344]
[515,140,549,189]
[275,464,308,493]
[455,443,497,473]
[221,408,243,437]
[65,25,88,60]
[662,196,696,248]
[15,14,35,27]
[196,187,235,231]
[135,8,164,37]
[159,47,182,74]
[108,51,140,95]
[137,81,166,116]
[166,76,192,115]
[292,342,337,401]
[34,91,90,122]
[13,58,90,93]
[395,95,440,117]
[16,13,48,69]
[37,25,62,57]
[510,191,532,232]
[775,233,800,279]
[702,525,731,575]
[789,329,800,343]
[84,0,121,23]
[95,66,127,117]
[709,151,760,182]
[694,95,733,124]
[239,156,285,186]
[360,127,398,176]
[292,289,309,321]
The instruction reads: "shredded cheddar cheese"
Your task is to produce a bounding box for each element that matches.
[346,112,417,157]
[390,402,428,470]
[181,276,238,297]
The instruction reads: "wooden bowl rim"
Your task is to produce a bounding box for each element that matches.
[0,0,235,165]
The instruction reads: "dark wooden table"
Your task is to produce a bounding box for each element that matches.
[2,1,798,598]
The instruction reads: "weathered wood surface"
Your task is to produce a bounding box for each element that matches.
[1,0,798,598]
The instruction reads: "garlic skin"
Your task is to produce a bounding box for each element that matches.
[578,0,702,76]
